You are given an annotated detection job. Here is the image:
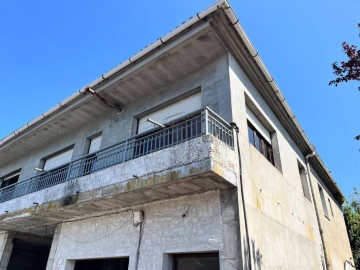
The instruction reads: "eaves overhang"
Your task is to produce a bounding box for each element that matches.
[211,2,344,203]
[0,0,344,203]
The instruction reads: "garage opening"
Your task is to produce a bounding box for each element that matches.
[173,253,220,270]
[7,238,52,270]
[74,258,129,270]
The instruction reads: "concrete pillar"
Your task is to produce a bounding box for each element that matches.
[46,224,63,270]
[220,189,242,269]
[0,231,14,270]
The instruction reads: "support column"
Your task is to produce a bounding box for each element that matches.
[0,231,14,270]
[46,224,63,270]
[220,189,242,269]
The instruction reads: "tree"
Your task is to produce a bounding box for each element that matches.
[329,24,360,142]
[343,188,360,268]
[329,23,360,91]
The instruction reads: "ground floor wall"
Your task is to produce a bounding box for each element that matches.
[46,189,241,270]
[0,184,351,270]
[0,232,13,270]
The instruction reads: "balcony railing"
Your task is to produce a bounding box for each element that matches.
[0,108,234,203]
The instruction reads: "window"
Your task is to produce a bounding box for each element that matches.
[32,147,74,192]
[298,162,312,201]
[0,170,21,201]
[81,134,102,176]
[134,92,202,157]
[0,170,20,189]
[43,148,74,171]
[247,121,274,165]
[328,198,334,217]
[137,92,201,134]
[173,253,219,270]
[134,114,202,157]
[318,185,329,218]
[246,108,274,165]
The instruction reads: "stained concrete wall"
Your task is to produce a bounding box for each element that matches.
[0,135,237,216]
[228,53,352,269]
[0,37,353,270]
[0,53,230,185]
[0,232,13,270]
[47,190,241,270]
[310,169,354,269]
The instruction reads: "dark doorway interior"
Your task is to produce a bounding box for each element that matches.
[7,238,52,270]
[173,253,220,270]
[74,258,129,270]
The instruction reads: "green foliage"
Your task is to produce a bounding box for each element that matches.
[343,188,360,268]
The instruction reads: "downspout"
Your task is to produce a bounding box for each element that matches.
[306,151,330,270]
[230,122,252,270]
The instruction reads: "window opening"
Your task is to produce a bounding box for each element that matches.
[173,253,219,270]
[43,148,74,171]
[247,121,274,165]
[30,148,74,193]
[318,185,329,218]
[1,171,20,189]
[137,92,201,134]
[0,170,20,201]
[82,135,102,176]
[134,113,202,157]
[298,162,312,201]
[328,198,334,217]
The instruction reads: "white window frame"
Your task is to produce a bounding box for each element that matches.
[137,93,201,134]
[43,148,74,171]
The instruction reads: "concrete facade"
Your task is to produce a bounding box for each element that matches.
[0,2,354,270]
[45,190,240,270]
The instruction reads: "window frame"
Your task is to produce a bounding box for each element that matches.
[42,146,74,172]
[247,121,275,165]
[328,198,334,217]
[297,162,312,202]
[136,91,201,135]
[318,185,330,219]
[0,170,21,189]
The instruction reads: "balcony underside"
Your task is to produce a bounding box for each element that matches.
[0,135,237,236]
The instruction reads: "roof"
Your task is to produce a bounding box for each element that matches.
[0,0,344,202]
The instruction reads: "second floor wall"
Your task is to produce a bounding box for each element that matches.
[0,53,231,184]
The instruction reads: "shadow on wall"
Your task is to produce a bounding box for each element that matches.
[243,238,263,270]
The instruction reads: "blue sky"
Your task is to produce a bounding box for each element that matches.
[0,0,359,199]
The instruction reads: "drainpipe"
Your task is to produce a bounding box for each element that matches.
[305,151,330,270]
[230,122,252,270]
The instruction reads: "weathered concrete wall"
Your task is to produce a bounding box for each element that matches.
[0,231,13,270]
[47,190,241,270]
[0,54,230,186]
[0,135,237,216]
[227,53,352,269]
[310,169,354,269]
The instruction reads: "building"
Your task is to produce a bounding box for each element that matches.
[0,1,354,269]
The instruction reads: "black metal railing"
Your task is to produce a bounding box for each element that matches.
[0,108,234,203]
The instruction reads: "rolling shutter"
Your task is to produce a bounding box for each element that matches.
[3,172,20,181]
[138,93,201,134]
[246,107,271,143]
[88,135,102,154]
[43,148,73,171]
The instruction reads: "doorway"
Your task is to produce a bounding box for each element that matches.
[7,238,52,270]
[74,258,129,270]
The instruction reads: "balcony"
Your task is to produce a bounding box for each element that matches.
[0,108,238,234]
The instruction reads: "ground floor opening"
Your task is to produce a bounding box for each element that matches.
[7,238,52,270]
[74,258,129,270]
